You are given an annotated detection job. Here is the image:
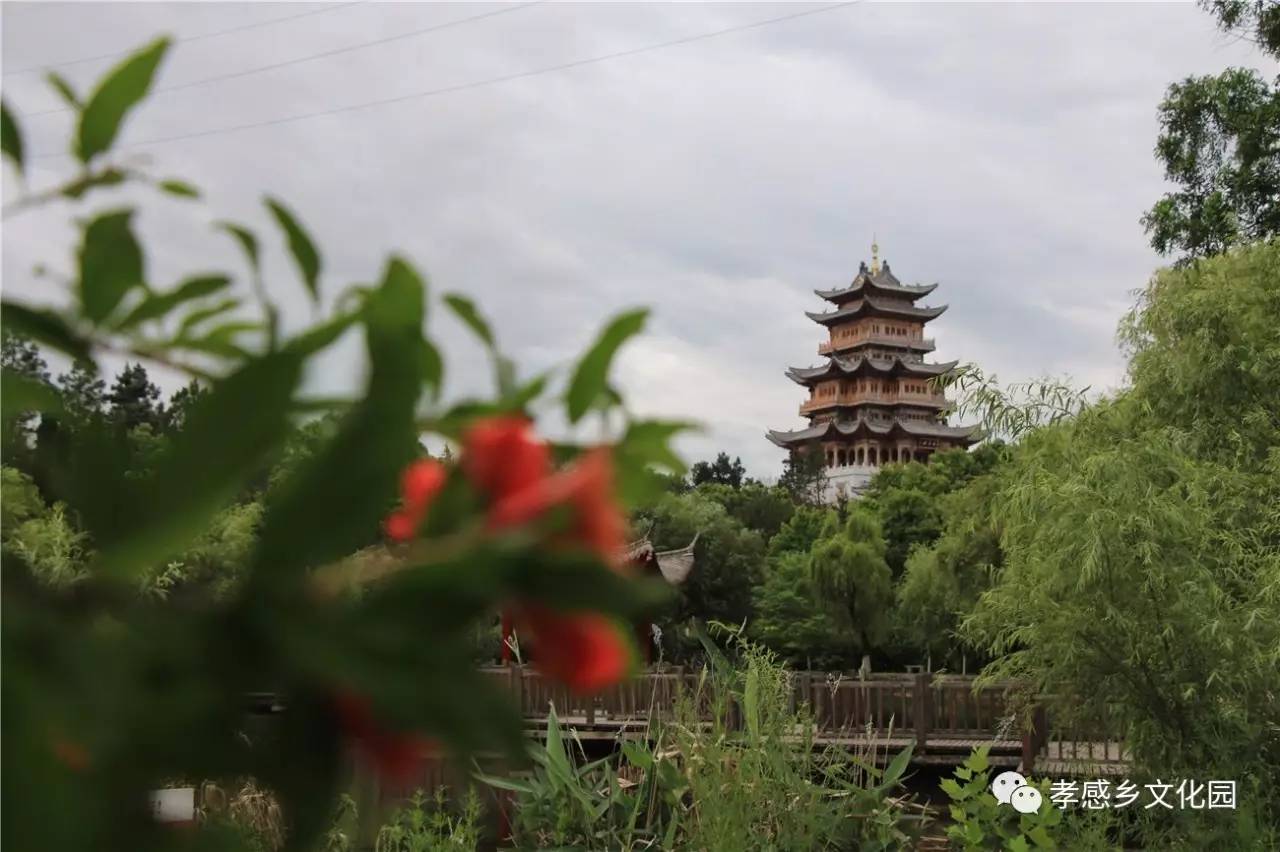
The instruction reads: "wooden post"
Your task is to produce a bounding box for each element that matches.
[1021,703,1046,774]
[510,664,525,717]
[913,671,931,755]
[500,610,513,665]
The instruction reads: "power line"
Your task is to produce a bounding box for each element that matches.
[31,1,862,161]
[3,2,365,77]
[22,2,542,118]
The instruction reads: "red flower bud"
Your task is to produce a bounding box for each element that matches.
[520,607,634,693]
[462,417,550,501]
[384,459,447,542]
[332,691,431,784]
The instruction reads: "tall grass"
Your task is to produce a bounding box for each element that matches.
[481,629,919,850]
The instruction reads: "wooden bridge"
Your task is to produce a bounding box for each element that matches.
[480,666,1129,776]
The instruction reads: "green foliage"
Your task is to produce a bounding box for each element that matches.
[638,491,765,633]
[479,707,679,849]
[941,748,1065,851]
[767,503,834,557]
[75,36,170,163]
[1119,240,1280,466]
[483,636,917,850]
[964,244,1280,834]
[1,467,90,588]
[807,508,893,654]
[2,98,23,175]
[892,473,1002,667]
[695,480,794,540]
[266,198,322,304]
[777,447,827,506]
[0,41,691,852]
[116,275,232,331]
[565,307,648,423]
[374,789,482,852]
[1141,1,1279,260]
[690,451,747,489]
[672,631,916,851]
[78,209,146,325]
[1141,68,1280,260]
[750,551,853,668]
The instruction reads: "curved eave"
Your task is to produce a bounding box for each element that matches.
[829,337,937,354]
[768,419,980,445]
[804,397,950,413]
[806,300,948,326]
[815,279,939,304]
[786,357,959,385]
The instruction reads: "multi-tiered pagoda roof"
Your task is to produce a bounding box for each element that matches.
[767,245,977,501]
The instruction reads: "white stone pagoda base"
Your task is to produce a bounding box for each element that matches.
[822,464,877,503]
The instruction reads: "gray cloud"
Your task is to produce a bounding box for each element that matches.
[2,2,1269,477]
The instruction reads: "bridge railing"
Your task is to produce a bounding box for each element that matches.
[479,666,1028,747]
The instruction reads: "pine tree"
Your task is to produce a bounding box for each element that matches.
[57,361,106,425]
[163,381,206,433]
[106,363,165,432]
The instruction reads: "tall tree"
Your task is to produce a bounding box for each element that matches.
[57,360,106,425]
[777,449,827,506]
[1,333,52,461]
[162,381,207,434]
[807,508,893,655]
[105,363,165,432]
[690,451,747,489]
[1141,1,1280,260]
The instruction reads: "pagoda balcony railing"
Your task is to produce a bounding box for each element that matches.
[800,391,946,414]
[819,336,936,355]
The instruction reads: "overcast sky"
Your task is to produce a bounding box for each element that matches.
[1,2,1271,478]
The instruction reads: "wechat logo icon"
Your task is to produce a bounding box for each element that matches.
[991,770,1044,814]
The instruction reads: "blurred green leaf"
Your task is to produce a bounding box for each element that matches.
[283,308,361,358]
[0,302,91,361]
[61,167,126,200]
[172,321,261,360]
[253,257,427,585]
[1,369,64,422]
[508,370,550,410]
[566,308,647,423]
[46,72,81,110]
[1,100,22,176]
[421,338,444,401]
[76,37,170,163]
[92,352,302,579]
[158,179,199,199]
[442,293,495,347]
[78,209,145,324]
[115,274,231,331]
[177,297,240,337]
[266,197,321,303]
[619,419,695,474]
[216,221,261,277]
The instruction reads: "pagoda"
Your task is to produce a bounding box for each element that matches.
[767,240,977,502]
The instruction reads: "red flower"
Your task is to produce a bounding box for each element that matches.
[332,691,431,784]
[460,418,636,694]
[384,458,447,542]
[461,417,550,502]
[520,607,634,693]
[486,447,627,570]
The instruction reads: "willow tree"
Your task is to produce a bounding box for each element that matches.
[808,509,893,655]
[964,241,1280,845]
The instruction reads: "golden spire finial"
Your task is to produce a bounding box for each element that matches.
[870,234,881,275]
